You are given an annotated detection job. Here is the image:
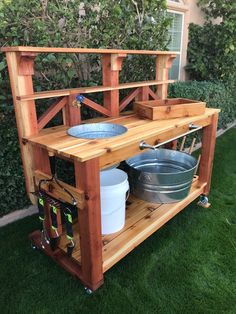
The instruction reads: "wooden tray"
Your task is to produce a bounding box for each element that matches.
[134,98,206,120]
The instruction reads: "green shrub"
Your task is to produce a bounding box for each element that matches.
[186,1,236,82]
[0,105,30,216]
[0,0,170,216]
[169,81,236,129]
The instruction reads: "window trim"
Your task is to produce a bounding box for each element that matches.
[167,9,184,80]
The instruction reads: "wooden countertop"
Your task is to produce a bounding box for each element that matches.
[25,108,220,165]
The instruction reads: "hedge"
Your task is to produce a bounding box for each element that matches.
[169,81,236,129]
[1,80,235,217]
[0,105,30,216]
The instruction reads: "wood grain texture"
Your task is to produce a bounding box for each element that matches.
[134,98,206,120]
[156,55,176,99]
[58,178,205,273]
[6,52,39,202]
[17,80,175,101]
[38,97,67,130]
[25,108,220,164]
[198,113,219,194]
[103,180,206,272]
[119,88,140,112]
[74,158,104,290]
[2,46,177,55]
[64,94,81,126]
[102,54,121,117]
[34,170,85,208]
[82,96,111,116]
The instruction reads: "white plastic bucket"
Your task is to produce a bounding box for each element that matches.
[100,168,129,235]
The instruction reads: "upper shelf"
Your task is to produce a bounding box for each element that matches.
[1,46,177,55]
[17,79,174,101]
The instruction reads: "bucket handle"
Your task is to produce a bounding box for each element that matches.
[102,188,130,216]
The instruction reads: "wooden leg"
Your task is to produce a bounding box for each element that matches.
[74,158,104,291]
[198,113,218,195]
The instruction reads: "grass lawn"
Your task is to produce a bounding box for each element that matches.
[0,129,235,314]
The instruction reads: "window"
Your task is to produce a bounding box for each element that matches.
[167,11,184,80]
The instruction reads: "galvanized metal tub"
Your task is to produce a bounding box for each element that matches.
[67,123,127,139]
[125,149,198,203]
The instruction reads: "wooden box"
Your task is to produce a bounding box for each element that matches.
[134,98,206,120]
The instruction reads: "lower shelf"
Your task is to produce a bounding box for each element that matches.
[58,178,206,273]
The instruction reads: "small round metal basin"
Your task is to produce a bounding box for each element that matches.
[67,123,128,139]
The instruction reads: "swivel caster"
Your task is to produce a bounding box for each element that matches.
[197,195,211,208]
[84,287,93,295]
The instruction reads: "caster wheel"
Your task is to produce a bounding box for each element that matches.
[84,287,93,295]
[31,242,37,250]
[197,195,211,208]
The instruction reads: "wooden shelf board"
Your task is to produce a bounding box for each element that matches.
[2,46,177,55]
[17,80,175,101]
[58,178,206,273]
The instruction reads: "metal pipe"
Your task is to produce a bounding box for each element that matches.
[139,123,202,151]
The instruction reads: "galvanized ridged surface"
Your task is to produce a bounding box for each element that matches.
[126,149,198,204]
[67,123,128,139]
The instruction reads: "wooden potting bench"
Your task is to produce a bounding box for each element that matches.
[2,46,220,292]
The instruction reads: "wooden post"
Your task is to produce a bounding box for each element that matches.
[74,158,104,290]
[102,53,126,117]
[198,113,218,195]
[156,54,176,149]
[136,86,150,101]
[155,55,176,99]
[63,94,81,126]
[6,52,40,202]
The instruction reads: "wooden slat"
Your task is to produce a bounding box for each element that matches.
[29,231,84,282]
[82,96,111,116]
[59,178,205,272]
[102,180,206,272]
[17,80,175,101]
[148,87,159,100]
[70,114,214,162]
[26,108,220,163]
[34,170,85,208]
[2,46,177,55]
[38,97,67,130]
[58,195,161,261]
[119,88,140,112]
